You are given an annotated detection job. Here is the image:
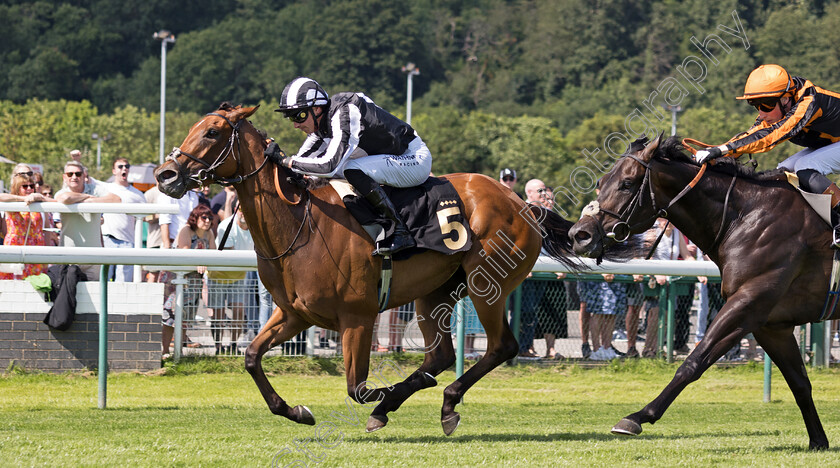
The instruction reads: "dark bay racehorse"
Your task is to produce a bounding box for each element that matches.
[569,135,834,449]
[155,103,577,435]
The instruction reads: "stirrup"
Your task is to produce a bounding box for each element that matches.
[372,232,415,256]
[833,226,840,249]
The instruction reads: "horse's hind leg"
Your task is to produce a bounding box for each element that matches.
[364,274,462,432]
[244,307,313,425]
[440,292,518,436]
[753,327,828,450]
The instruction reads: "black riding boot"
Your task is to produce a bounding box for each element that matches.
[364,185,416,255]
[344,169,415,256]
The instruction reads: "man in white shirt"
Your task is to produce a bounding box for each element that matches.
[101,158,146,282]
[55,161,120,281]
[159,190,199,249]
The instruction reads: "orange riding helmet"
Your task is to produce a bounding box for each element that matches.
[736,64,795,100]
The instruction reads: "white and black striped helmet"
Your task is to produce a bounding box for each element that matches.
[276,77,329,113]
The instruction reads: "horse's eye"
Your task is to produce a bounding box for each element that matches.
[620,179,634,191]
[206,129,219,138]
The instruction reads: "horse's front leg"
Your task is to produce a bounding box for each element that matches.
[613,287,769,436]
[244,307,313,424]
[753,327,828,450]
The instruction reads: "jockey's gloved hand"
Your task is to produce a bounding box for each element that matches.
[264,142,286,165]
[694,145,727,163]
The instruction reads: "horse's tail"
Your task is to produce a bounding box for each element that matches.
[530,205,582,272]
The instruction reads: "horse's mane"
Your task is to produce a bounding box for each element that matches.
[653,136,788,183]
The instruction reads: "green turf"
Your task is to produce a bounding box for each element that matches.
[2,358,840,467]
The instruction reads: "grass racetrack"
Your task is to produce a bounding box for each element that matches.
[3,357,840,467]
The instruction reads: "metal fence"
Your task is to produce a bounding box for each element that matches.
[173,270,837,365]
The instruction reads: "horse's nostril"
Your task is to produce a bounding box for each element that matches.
[158,169,177,182]
[574,230,592,243]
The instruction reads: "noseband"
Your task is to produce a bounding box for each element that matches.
[165,112,270,186]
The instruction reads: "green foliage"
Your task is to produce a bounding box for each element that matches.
[4,0,840,204]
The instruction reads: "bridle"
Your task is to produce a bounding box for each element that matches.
[582,149,733,250]
[165,111,270,186]
[581,153,670,244]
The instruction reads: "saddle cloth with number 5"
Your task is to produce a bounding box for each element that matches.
[331,177,473,260]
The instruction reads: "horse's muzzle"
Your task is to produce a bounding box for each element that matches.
[154,162,188,199]
[569,222,604,258]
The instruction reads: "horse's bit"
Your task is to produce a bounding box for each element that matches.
[165,112,269,186]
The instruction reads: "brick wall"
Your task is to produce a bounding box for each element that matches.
[0,281,164,372]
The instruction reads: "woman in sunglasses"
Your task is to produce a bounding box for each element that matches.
[268,76,432,256]
[694,64,840,242]
[0,173,55,279]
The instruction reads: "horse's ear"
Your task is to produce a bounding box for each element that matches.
[230,104,260,122]
[639,132,664,162]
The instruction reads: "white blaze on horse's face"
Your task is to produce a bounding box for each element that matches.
[580,200,600,218]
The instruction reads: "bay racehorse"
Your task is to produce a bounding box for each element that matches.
[569,135,835,449]
[155,103,577,435]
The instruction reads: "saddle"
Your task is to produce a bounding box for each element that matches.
[786,172,840,321]
[330,177,473,261]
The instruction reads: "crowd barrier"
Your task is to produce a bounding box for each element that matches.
[3,243,839,408]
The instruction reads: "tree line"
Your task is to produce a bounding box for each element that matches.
[2,0,838,216]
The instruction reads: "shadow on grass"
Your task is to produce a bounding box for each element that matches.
[367,428,786,444]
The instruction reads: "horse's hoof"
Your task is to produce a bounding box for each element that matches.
[611,418,642,436]
[294,405,316,426]
[442,413,461,436]
[366,414,388,433]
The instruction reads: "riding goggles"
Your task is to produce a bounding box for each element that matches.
[747,97,779,113]
[284,108,310,124]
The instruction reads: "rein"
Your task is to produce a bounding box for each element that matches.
[253,194,312,261]
[165,112,270,187]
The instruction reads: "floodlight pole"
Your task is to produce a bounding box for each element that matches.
[154,30,176,165]
[402,63,420,125]
[662,104,683,136]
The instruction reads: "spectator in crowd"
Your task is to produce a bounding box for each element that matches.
[641,218,697,357]
[499,168,517,190]
[580,273,627,361]
[160,204,214,358]
[451,297,485,360]
[0,173,54,279]
[55,161,120,281]
[142,184,164,282]
[386,305,414,353]
[499,168,524,199]
[516,179,553,358]
[577,283,593,358]
[0,164,37,202]
[211,186,237,220]
[622,276,646,358]
[534,272,567,359]
[159,188,199,250]
[101,158,146,282]
[215,210,258,353]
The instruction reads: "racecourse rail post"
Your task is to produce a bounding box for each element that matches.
[763,353,772,403]
[173,272,187,362]
[455,300,466,378]
[666,281,677,363]
[98,264,109,409]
